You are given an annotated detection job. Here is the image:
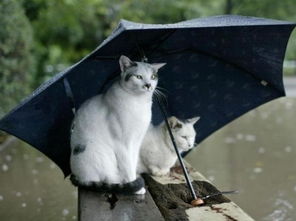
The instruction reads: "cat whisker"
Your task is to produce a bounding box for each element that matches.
[155,89,167,99]
[156,86,168,93]
[154,89,168,106]
[155,88,167,98]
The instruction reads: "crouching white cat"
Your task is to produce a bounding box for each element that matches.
[137,116,200,176]
[70,55,165,194]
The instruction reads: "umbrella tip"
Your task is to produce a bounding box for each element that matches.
[191,198,204,207]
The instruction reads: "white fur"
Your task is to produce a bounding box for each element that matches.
[70,55,165,194]
[137,116,200,176]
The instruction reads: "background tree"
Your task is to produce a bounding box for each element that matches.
[0,0,33,118]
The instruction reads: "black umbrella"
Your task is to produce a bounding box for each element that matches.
[0,15,295,180]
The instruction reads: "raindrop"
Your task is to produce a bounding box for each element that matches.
[224,137,236,144]
[236,133,243,140]
[193,102,201,109]
[49,163,56,169]
[31,169,38,175]
[45,64,54,73]
[35,157,44,163]
[72,215,77,220]
[21,203,27,208]
[37,197,43,204]
[260,80,268,86]
[16,192,22,197]
[208,176,215,182]
[258,147,266,154]
[226,80,235,88]
[260,112,269,119]
[2,164,8,172]
[192,73,199,79]
[5,155,12,162]
[175,83,183,90]
[245,134,256,142]
[62,209,69,216]
[189,54,197,61]
[0,195,3,201]
[285,146,292,153]
[253,167,263,173]
[190,85,198,91]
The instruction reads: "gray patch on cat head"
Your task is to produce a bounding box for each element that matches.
[125,73,133,81]
[174,123,183,129]
[73,144,86,155]
[123,64,139,80]
[169,122,183,129]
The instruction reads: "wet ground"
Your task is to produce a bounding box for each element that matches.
[0,139,77,221]
[0,83,296,220]
[186,97,296,220]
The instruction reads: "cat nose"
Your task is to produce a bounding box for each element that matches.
[144,83,151,90]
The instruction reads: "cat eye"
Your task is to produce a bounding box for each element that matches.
[151,74,158,80]
[136,75,143,79]
[182,136,187,139]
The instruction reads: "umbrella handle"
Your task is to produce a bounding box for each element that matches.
[155,96,198,201]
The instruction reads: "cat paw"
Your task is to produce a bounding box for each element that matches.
[150,167,163,177]
[135,187,146,195]
[151,169,169,177]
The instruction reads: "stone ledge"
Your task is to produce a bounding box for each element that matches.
[143,164,254,221]
[78,163,254,221]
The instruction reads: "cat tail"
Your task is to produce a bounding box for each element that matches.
[70,174,144,194]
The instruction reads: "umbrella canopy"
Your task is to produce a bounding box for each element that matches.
[0,15,295,176]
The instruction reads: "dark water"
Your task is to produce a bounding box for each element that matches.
[186,97,296,220]
[0,98,295,220]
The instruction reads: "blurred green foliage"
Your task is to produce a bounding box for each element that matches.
[0,0,33,117]
[0,0,296,118]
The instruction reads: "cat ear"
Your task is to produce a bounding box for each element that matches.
[151,63,166,71]
[187,116,200,125]
[168,116,182,129]
[119,55,136,72]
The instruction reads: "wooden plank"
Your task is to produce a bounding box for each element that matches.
[78,188,164,221]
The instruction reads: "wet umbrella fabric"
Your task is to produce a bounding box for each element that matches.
[0,15,295,176]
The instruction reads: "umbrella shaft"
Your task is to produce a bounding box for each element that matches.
[156,97,197,200]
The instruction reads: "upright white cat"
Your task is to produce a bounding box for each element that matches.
[70,55,165,194]
[137,116,200,176]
